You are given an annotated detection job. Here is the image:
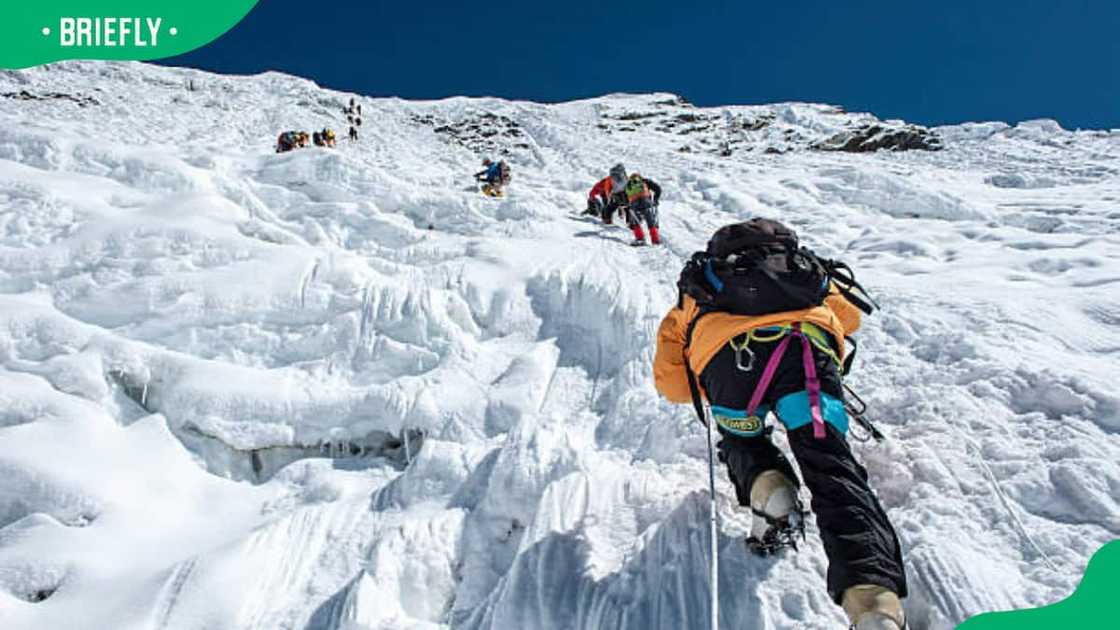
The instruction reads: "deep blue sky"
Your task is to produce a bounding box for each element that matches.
[160,0,1120,129]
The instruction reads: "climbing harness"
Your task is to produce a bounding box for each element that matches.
[744,323,828,439]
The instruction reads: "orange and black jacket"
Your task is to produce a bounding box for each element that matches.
[653,289,862,404]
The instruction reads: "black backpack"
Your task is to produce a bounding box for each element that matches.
[677,218,877,318]
[672,215,882,430]
[676,218,881,433]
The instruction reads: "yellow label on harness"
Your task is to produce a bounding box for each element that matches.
[715,414,763,434]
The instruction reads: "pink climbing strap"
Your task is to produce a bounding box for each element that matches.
[744,323,827,439]
[797,324,827,439]
[745,334,791,417]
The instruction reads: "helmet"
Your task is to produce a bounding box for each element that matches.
[629,173,642,181]
[482,158,493,166]
[609,164,627,188]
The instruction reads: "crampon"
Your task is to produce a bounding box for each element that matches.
[745,505,806,556]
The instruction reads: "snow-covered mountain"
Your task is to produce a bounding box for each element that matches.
[0,61,1118,630]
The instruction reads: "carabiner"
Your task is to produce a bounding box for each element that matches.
[731,338,755,372]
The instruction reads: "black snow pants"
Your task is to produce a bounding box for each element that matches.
[601,192,628,223]
[699,333,908,604]
[625,198,659,229]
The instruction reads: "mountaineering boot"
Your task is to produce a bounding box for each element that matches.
[649,226,661,245]
[630,225,646,246]
[842,585,906,630]
[745,469,804,555]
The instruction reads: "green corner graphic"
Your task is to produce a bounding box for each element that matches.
[957,540,1119,629]
[2,1,259,69]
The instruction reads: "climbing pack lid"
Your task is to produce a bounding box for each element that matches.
[679,217,879,321]
[707,217,797,258]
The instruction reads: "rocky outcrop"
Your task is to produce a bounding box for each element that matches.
[815,123,942,152]
[412,111,531,156]
[1,90,99,107]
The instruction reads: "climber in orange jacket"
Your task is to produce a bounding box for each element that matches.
[653,218,907,630]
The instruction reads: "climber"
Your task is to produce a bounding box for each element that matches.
[276,131,297,153]
[654,218,908,630]
[585,163,629,224]
[475,158,511,197]
[622,172,662,245]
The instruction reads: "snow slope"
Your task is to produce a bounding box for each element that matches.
[0,62,1118,630]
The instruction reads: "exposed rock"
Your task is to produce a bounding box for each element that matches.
[614,111,662,121]
[740,115,772,131]
[1,90,99,107]
[815,123,942,152]
[675,124,713,136]
[413,111,527,157]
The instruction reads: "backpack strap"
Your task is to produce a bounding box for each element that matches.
[823,259,879,315]
[842,336,858,376]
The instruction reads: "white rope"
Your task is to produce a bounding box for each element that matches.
[704,411,720,630]
[955,429,1059,572]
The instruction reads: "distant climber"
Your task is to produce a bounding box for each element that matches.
[276,131,301,153]
[349,125,358,141]
[276,131,293,153]
[585,163,629,224]
[622,172,662,245]
[296,131,309,148]
[312,131,324,147]
[654,218,907,630]
[475,158,511,197]
[321,128,336,147]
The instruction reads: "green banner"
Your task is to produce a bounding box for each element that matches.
[2,1,259,69]
[958,540,1118,628]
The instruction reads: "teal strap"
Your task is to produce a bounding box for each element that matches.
[774,391,849,434]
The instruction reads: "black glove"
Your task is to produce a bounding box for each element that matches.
[677,252,717,305]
